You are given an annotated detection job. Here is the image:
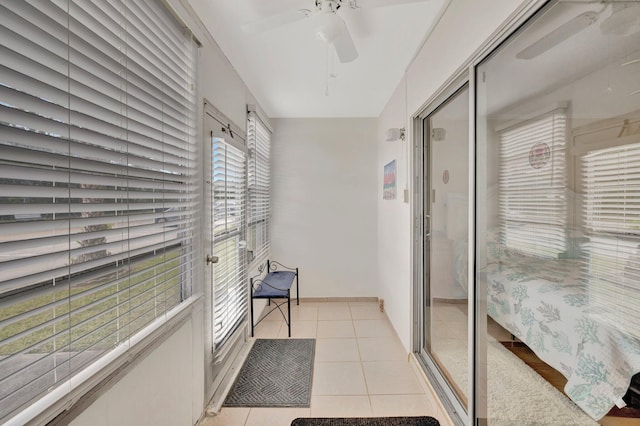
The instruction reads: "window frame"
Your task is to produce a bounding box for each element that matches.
[246,108,272,266]
[572,114,640,339]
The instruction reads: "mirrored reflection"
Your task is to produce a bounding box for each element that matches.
[425,87,470,407]
[477,1,640,424]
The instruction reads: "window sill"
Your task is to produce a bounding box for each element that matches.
[6,295,202,426]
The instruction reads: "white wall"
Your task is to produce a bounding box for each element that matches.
[377,0,528,353]
[70,309,204,426]
[377,77,412,350]
[405,0,527,115]
[271,118,378,298]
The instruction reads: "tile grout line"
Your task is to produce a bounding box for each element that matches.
[349,302,375,415]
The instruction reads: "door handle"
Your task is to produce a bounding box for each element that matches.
[206,255,219,265]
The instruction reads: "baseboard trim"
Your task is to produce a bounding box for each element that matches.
[432,297,468,304]
[298,297,378,303]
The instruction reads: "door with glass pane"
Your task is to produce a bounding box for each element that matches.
[211,136,247,349]
[418,85,469,416]
[204,109,248,389]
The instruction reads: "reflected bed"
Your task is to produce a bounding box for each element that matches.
[485,239,640,420]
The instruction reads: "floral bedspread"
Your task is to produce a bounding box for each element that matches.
[487,254,640,420]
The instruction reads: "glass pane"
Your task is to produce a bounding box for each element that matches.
[476,1,640,424]
[211,137,248,350]
[424,86,470,408]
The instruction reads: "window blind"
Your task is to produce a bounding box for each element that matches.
[581,141,640,338]
[247,112,271,264]
[0,0,197,422]
[498,110,567,258]
[211,137,248,353]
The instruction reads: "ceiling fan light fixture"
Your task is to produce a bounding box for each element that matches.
[600,3,640,36]
[315,10,345,42]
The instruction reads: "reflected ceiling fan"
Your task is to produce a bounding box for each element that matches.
[242,0,433,63]
[517,0,640,59]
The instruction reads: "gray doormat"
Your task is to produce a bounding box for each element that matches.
[224,338,315,407]
[291,417,440,426]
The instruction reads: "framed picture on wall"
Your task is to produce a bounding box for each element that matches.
[383,160,397,200]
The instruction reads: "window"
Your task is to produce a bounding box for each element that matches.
[247,111,271,264]
[0,0,197,422]
[581,139,640,339]
[498,109,567,258]
[211,135,248,352]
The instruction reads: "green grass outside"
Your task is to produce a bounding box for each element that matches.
[0,250,182,356]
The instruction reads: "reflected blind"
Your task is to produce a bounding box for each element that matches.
[247,112,271,264]
[0,0,197,422]
[498,110,567,258]
[212,138,248,352]
[581,141,640,338]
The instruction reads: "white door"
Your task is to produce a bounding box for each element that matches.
[204,108,248,397]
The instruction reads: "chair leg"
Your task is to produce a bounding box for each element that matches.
[250,288,255,337]
[296,267,299,306]
[287,290,291,338]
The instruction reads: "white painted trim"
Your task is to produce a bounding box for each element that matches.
[247,104,273,134]
[205,100,247,143]
[6,296,201,426]
[205,339,254,416]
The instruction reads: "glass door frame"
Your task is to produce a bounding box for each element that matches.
[411,2,551,425]
[413,77,471,426]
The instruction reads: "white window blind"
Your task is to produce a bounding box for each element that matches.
[0,0,197,422]
[498,110,567,258]
[212,137,248,352]
[247,112,271,264]
[581,140,640,338]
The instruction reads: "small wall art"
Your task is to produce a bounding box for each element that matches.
[529,142,551,169]
[383,160,397,200]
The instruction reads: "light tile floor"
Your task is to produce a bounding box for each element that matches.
[201,301,452,426]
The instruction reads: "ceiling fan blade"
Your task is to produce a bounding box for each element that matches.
[516,11,598,59]
[351,0,433,9]
[333,26,358,63]
[241,9,310,34]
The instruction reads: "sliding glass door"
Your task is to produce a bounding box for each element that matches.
[475,1,640,424]
[414,2,640,425]
[417,85,470,420]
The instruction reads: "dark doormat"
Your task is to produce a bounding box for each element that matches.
[291,417,440,426]
[224,338,315,407]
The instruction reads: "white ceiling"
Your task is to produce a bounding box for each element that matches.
[187,0,449,118]
[481,1,640,116]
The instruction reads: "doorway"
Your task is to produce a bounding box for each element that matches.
[203,103,249,403]
[416,85,470,419]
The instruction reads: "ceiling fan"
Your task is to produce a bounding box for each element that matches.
[516,0,640,60]
[242,0,433,63]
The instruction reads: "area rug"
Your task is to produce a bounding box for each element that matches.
[291,417,440,426]
[436,340,598,425]
[224,338,315,407]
